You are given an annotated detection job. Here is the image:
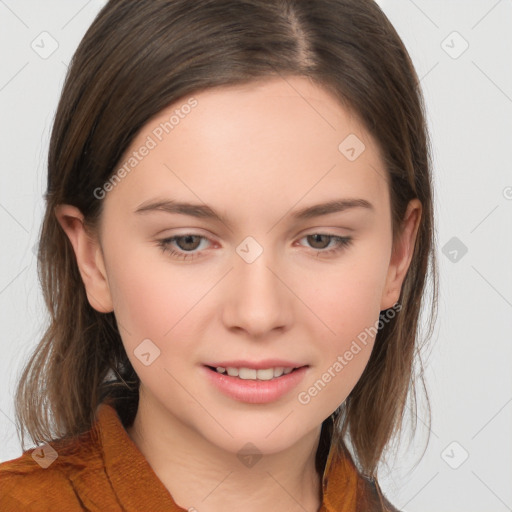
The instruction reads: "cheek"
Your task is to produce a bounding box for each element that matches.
[299,246,388,345]
[105,254,212,406]
[104,239,212,355]
[294,245,389,406]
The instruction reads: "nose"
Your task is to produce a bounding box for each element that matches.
[221,245,293,338]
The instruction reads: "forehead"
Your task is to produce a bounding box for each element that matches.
[104,76,389,221]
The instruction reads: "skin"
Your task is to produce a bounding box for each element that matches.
[56,75,421,512]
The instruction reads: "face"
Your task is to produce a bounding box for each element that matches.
[59,75,420,456]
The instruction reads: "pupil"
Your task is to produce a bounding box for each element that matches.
[178,235,200,251]
[308,234,329,249]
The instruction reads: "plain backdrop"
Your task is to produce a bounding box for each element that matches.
[0,1,511,511]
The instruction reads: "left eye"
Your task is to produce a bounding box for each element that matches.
[157,233,353,260]
[298,233,352,253]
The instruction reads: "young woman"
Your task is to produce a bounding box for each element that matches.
[0,1,438,510]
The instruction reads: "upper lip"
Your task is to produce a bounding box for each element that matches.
[204,359,307,370]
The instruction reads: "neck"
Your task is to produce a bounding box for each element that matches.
[126,394,324,512]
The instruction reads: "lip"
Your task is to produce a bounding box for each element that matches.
[203,359,305,370]
[202,364,309,404]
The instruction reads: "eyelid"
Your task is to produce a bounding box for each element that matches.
[154,226,216,238]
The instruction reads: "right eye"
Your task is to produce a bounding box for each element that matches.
[157,234,212,260]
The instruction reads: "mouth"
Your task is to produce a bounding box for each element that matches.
[204,365,307,381]
[202,362,309,404]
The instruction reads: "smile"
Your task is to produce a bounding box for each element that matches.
[203,364,309,404]
[211,366,296,380]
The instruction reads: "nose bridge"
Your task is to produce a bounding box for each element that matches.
[222,236,292,335]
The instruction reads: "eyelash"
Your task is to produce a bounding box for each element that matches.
[157,233,353,261]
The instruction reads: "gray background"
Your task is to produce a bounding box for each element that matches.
[1,1,511,510]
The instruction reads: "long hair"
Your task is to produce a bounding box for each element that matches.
[15,0,438,480]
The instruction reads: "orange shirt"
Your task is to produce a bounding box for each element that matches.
[0,402,398,511]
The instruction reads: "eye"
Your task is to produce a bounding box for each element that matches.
[157,234,211,261]
[297,233,353,257]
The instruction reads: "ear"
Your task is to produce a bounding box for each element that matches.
[380,198,422,311]
[54,204,114,313]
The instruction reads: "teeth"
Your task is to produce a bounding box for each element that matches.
[226,367,239,377]
[239,367,257,379]
[273,367,284,377]
[214,366,297,380]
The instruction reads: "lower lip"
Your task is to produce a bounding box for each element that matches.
[202,365,308,404]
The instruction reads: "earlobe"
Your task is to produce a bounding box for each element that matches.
[380,199,422,311]
[54,204,114,313]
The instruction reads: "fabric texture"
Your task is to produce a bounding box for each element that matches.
[0,401,399,511]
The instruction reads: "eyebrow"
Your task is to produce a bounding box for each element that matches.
[134,197,374,226]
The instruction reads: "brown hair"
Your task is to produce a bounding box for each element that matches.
[15,0,438,485]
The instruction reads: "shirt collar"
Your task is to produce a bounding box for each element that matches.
[95,400,184,511]
[320,440,359,511]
